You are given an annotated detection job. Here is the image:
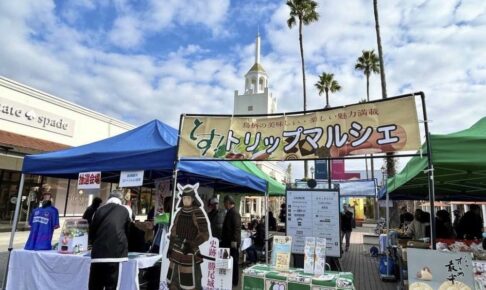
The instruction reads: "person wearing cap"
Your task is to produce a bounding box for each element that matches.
[88,190,132,290]
[206,197,224,241]
[221,195,242,287]
[167,184,209,290]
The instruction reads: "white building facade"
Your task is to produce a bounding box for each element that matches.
[0,77,135,229]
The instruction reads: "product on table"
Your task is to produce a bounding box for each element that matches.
[409,282,434,290]
[58,219,89,254]
[438,281,471,290]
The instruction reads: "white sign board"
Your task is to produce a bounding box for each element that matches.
[286,189,341,257]
[337,179,377,197]
[77,172,101,189]
[119,170,144,187]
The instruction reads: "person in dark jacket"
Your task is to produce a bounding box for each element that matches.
[435,210,455,239]
[82,197,102,225]
[206,197,224,241]
[268,211,277,231]
[221,195,241,287]
[167,185,209,290]
[89,190,131,290]
[458,205,483,240]
[399,206,414,229]
[341,204,353,252]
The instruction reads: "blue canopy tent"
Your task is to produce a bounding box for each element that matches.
[20,120,266,192]
[4,120,269,285]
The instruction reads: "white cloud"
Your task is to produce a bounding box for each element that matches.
[1,0,486,180]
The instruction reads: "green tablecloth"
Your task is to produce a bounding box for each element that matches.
[242,264,355,290]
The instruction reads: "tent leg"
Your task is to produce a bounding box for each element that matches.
[2,173,25,290]
[170,168,179,224]
[265,190,269,265]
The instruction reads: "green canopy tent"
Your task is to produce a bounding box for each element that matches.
[231,161,286,196]
[384,117,486,201]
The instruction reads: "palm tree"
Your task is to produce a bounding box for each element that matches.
[287,0,319,179]
[373,0,395,178]
[355,50,380,102]
[315,73,341,108]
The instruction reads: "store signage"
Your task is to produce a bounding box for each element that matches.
[287,189,341,257]
[407,248,474,290]
[77,171,101,189]
[119,170,144,187]
[314,160,328,179]
[0,97,75,136]
[337,179,377,197]
[178,96,420,161]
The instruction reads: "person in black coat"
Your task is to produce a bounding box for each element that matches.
[268,211,277,231]
[457,205,483,240]
[341,204,353,252]
[221,195,241,287]
[435,210,455,239]
[89,191,131,290]
[82,197,102,225]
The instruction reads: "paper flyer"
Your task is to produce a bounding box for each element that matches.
[272,236,292,272]
[314,238,327,276]
[304,237,316,274]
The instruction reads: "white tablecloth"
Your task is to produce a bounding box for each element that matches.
[6,250,162,290]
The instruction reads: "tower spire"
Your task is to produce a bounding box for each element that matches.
[255,31,261,64]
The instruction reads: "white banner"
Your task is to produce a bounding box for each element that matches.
[119,170,144,187]
[77,172,101,189]
[337,179,377,197]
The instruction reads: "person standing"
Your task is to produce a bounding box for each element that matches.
[25,189,59,251]
[399,206,414,229]
[221,195,241,287]
[458,204,484,240]
[206,197,224,241]
[82,197,102,225]
[89,190,131,290]
[341,204,353,252]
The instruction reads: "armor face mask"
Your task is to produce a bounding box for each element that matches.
[182,196,193,207]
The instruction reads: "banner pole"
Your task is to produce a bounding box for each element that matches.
[2,173,25,290]
[265,182,269,265]
[420,92,436,249]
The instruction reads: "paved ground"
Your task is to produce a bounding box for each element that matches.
[0,228,398,289]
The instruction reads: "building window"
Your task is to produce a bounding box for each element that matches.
[248,105,253,111]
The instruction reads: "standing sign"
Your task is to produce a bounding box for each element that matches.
[159,183,231,290]
[407,248,474,290]
[119,170,144,187]
[77,172,101,189]
[178,96,421,161]
[286,189,341,257]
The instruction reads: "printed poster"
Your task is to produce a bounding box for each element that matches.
[287,190,341,257]
[77,171,101,189]
[178,96,420,161]
[407,248,474,290]
[159,183,221,290]
[304,237,316,274]
[314,238,327,276]
[154,179,171,215]
[271,236,292,272]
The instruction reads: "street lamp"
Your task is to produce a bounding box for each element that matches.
[310,166,315,179]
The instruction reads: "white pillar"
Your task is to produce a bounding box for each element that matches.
[482,205,486,220]
[451,204,457,223]
[464,204,469,212]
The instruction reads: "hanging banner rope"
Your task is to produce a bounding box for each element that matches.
[178,95,421,161]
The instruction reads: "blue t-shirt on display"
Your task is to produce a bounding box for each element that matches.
[25,205,60,251]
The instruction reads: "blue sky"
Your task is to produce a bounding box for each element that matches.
[1,0,486,177]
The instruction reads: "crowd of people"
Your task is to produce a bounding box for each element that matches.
[399,204,485,241]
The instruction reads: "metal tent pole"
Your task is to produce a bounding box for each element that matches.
[421,92,436,249]
[2,173,25,290]
[265,182,269,264]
